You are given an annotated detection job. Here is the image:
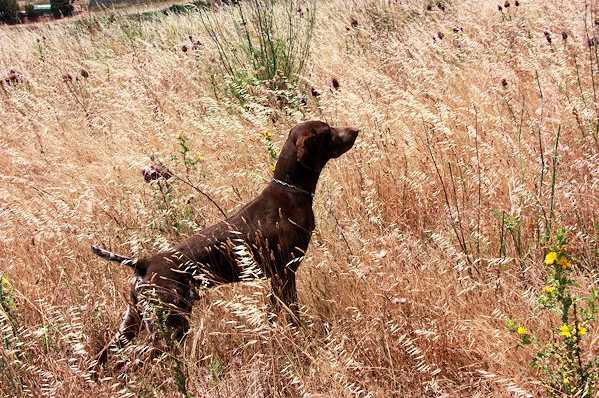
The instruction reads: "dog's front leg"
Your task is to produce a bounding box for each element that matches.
[93,304,141,367]
[270,269,300,326]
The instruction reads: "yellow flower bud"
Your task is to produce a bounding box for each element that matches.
[544,251,557,265]
[559,324,572,338]
[558,256,570,270]
[543,286,556,294]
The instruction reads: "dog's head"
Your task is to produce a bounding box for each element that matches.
[292,121,359,170]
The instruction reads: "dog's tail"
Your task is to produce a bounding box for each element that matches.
[91,245,139,269]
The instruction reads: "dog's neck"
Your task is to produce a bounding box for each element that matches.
[273,153,323,196]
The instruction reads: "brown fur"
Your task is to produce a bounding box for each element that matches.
[91,120,358,365]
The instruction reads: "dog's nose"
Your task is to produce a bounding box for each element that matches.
[342,128,358,141]
[348,128,359,138]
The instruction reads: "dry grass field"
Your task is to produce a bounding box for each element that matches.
[1,0,598,396]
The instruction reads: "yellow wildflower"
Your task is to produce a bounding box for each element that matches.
[544,251,558,265]
[543,286,556,294]
[577,326,587,336]
[261,130,273,139]
[0,273,15,309]
[558,256,570,270]
[1,274,11,291]
[516,326,527,335]
[559,324,572,338]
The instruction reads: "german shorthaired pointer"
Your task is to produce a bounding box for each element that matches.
[91,120,358,364]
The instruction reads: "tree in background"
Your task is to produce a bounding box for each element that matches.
[24,3,38,21]
[50,0,73,18]
[0,0,20,24]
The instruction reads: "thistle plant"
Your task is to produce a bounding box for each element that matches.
[174,132,203,177]
[145,133,204,235]
[508,228,598,397]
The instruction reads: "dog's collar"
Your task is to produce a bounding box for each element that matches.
[272,179,314,198]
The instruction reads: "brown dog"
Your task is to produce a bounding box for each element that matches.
[91,120,358,364]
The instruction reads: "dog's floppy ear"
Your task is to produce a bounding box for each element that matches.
[296,132,318,169]
[296,125,330,169]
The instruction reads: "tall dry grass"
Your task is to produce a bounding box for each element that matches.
[0,0,598,396]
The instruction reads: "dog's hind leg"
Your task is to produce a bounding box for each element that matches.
[93,305,141,367]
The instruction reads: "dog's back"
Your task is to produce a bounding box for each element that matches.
[90,120,358,366]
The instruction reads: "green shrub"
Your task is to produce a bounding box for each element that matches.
[163,0,209,15]
[200,0,316,94]
[0,0,20,24]
[24,3,34,16]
